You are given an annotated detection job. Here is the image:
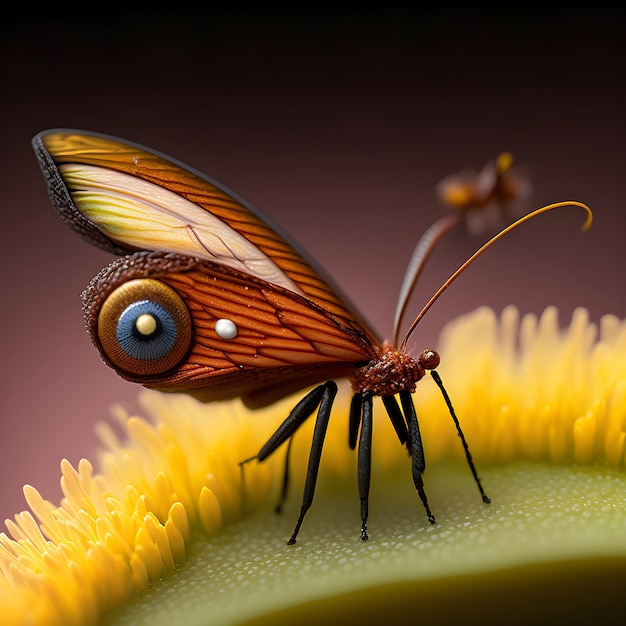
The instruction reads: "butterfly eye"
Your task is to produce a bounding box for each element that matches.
[419,349,440,370]
[96,278,192,377]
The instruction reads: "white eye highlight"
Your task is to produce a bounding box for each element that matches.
[215,318,238,340]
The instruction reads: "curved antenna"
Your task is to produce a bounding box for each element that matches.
[393,215,459,345]
[399,201,593,351]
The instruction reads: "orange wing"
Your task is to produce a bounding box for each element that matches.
[34,130,380,406]
[33,130,371,331]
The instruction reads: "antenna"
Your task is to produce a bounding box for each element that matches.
[399,201,593,352]
[393,215,458,345]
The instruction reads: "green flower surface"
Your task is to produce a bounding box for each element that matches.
[105,464,626,626]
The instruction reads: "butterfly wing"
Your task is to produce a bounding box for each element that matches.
[33,130,379,406]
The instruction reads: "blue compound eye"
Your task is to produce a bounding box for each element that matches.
[116,300,178,361]
[97,279,192,377]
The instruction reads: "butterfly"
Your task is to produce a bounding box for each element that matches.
[32,130,592,544]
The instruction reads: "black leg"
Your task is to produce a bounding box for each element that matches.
[430,371,491,504]
[357,394,373,541]
[240,384,328,465]
[287,381,338,545]
[274,437,294,514]
[239,383,330,523]
[349,392,363,450]
[399,390,436,524]
[381,394,409,449]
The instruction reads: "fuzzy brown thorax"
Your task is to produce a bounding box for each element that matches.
[349,342,440,396]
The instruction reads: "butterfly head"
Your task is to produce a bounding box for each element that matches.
[350,343,440,397]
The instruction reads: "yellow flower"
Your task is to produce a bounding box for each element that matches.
[1,306,625,626]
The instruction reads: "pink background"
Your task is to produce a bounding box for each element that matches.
[1,10,624,523]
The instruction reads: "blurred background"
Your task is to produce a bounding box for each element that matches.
[1,8,624,523]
